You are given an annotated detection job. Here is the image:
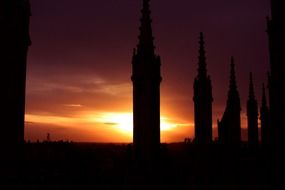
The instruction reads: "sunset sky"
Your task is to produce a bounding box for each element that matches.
[25,0,270,142]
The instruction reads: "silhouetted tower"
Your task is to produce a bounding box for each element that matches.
[260,83,270,146]
[218,57,241,146]
[267,0,285,146]
[0,0,31,155]
[247,73,259,147]
[193,32,213,145]
[131,0,162,161]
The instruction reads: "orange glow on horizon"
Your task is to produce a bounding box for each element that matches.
[85,112,189,133]
[25,112,193,142]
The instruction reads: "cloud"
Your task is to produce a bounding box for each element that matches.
[91,82,131,96]
[103,122,118,126]
[27,74,131,97]
[64,104,83,108]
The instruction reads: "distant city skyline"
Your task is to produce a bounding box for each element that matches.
[26,0,270,142]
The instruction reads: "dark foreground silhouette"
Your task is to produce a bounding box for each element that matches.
[1,142,284,190]
[1,0,284,189]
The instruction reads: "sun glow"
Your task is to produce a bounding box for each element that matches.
[87,112,179,135]
[25,111,193,142]
[102,113,133,134]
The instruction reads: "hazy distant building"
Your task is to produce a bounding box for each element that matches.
[260,84,270,146]
[218,57,241,146]
[267,0,285,147]
[193,32,213,145]
[131,0,162,161]
[247,73,259,147]
[0,0,31,154]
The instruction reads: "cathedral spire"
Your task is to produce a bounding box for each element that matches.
[193,32,213,145]
[137,0,155,57]
[267,0,285,147]
[218,56,241,146]
[262,83,267,108]
[260,83,270,146]
[270,0,284,21]
[198,32,207,78]
[229,56,238,95]
[247,72,258,147]
[1,0,31,161]
[132,0,161,163]
[248,72,255,100]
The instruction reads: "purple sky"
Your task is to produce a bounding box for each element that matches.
[25,0,271,142]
